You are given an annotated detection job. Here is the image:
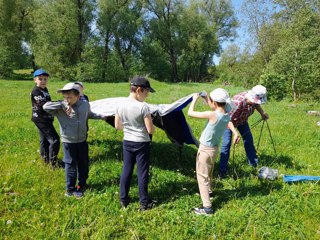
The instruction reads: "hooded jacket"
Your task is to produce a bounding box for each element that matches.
[43,100,103,143]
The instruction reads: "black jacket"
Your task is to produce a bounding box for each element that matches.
[31,86,54,123]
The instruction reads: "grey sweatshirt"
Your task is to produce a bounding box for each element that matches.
[43,100,104,143]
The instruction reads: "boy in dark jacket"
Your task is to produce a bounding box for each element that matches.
[31,69,60,167]
[43,83,106,198]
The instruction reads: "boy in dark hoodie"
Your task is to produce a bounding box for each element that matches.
[31,69,60,167]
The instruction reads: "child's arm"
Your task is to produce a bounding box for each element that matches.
[114,114,123,130]
[144,114,155,134]
[43,101,64,115]
[88,109,106,120]
[227,121,241,144]
[188,93,214,120]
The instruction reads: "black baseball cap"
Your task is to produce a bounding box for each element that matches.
[130,77,155,93]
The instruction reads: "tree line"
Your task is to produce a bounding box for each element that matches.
[218,0,320,101]
[0,0,237,83]
[0,0,319,101]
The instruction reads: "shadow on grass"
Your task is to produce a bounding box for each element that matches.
[212,180,283,212]
[87,139,286,208]
[88,138,198,177]
[88,139,123,163]
[258,153,302,170]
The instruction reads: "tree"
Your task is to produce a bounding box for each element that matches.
[0,0,33,76]
[262,3,320,100]
[31,0,94,78]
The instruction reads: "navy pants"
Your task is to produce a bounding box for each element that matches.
[120,140,151,206]
[34,121,60,164]
[219,122,258,175]
[63,141,89,191]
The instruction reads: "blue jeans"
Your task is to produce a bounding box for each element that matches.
[219,122,258,175]
[120,140,151,206]
[63,141,89,191]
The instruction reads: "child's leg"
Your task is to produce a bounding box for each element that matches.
[196,145,218,208]
[136,142,151,206]
[63,143,77,191]
[35,122,49,162]
[120,140,136,203]
[46,123,60,164]
[35,122,60,164]
[77,141,89,188]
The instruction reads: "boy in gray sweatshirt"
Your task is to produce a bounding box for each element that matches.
[43,83,106,198]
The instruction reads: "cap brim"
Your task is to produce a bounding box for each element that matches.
[148,87,155,93]
[34,73,49,77]
[57,88,80,93]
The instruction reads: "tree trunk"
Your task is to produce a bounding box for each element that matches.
[102,33,110,81]
[169,47,179,82]
[77,0,84,61]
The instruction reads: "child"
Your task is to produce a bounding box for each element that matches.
[74,82,89,102]
[188,88,240,215]
[31,68,60,167]
[43,83,106,198]
[114,76,156,211]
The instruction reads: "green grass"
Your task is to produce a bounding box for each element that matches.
[0,76,320,239]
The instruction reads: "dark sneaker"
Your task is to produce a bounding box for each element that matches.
[194,207,213,216]
[65,190,74,197]
[218,172,227,179]
[120,199,130,209]
[73,190,83,199]
[140,200,156,211]
[65,189,83,199]
[248,158,258,168]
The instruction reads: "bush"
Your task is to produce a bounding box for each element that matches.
[260,73,288,101]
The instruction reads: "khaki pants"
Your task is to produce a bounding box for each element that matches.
[196,144,219,208]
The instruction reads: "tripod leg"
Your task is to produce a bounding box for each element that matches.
[266,120,277,157]
[256,120,265,151]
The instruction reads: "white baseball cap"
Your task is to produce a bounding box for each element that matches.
[209,88,235,112]
[246,85,267,104]
[57,83,80,93]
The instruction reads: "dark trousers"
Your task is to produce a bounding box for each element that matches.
[63,141,89,191]
[120,140,150,205]
[34,121,60,164]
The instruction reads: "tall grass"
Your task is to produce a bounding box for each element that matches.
[0,76,319,239]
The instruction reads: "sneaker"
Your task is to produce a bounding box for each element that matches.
[194,207,213,216]
[73,190,83,199]
[120,198,131,209]
[65,189,83,199]
[248,158,258,168]
[65,190,74,197]
[140,200,156,211]
[218,172,227,179]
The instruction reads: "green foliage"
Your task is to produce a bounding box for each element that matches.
[0,0,33,76]
[260,73,288,101]
[1,76,320,239]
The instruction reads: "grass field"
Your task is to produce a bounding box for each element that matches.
[0,74,320,239]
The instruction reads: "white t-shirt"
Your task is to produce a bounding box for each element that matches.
[116,98,151,142]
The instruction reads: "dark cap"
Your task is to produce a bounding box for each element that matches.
[130,77,155,93]
[34,68,49,78]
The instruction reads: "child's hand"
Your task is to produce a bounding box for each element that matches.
[192,93,200,101]
[64,106,72,116]
[233,134,241,145]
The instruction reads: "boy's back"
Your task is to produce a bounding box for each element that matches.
[117,98,151,142]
